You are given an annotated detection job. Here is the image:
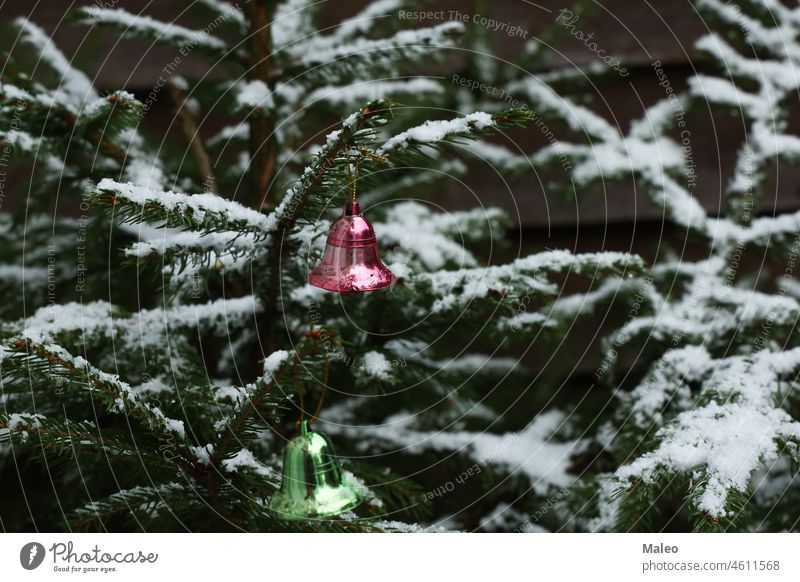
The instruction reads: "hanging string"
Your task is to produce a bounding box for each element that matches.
[349,158,359,203]
[348,147,387,204]
[295,354,330,429]
[311,356,330,422]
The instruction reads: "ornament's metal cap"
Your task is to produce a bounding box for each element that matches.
[308,202,396,293]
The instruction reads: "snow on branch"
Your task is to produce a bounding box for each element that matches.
[379,112,495,153]
[92,179,275,234]
[124,229,259,275]
[235,80,275,113]
[272,0,317,50]
[15,18,98,107]
[603,260,800,367]
[305,78,443,106]
[508,77,618,141]
[0,414,171,467]
[69,483,189,528]
[295,0,403,56]
[373,202,507,270]
[378,108,532,155]
[298,21,464,66]
[77,7,227,53]
[460,141,531,174]
[17,297,262,350]
[420,250,644,313]
[2,340,188,443]
[211,348,300,460]
[322,409,586,495]
[0,130,42,154]
[615,347,800,522]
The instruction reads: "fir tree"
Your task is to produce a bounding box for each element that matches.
[0,0,797,533]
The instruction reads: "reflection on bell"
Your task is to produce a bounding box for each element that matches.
[308,200,396,293]
[268,420,362,520]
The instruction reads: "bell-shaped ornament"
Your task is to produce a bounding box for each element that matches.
[309,200,395,293]
[268,420,362,520]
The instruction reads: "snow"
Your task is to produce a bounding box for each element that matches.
[374,205,479,270]
[300,21,464,66]
[15,18,99,108]
[236,80,274,111]
[123,158,165,191]
[361,351,391,380]
[322,409,585,495]
[322,0,402,47]
[342,470,384,508]
[421,250,641,312]
[605,261,800,365]
[479,502,532,532]
[616,348,800,518]
[385,339,521,376]
[379,112,495,152]
[462,140,529,172]
[508,77,618,141]
[207,123,249,146]
[15,340,188,441]
[0,83,36,103]
[263,350,291,378]
[96,179,275,233]
[191,444,214,464]
[19,297,261,352]
[80,7,226,51]
[0,264,49,284]
[283,0,405,59]
[306,78,443,105]
[221,448,277,480]
[125,230,257,261]
[272,0,316,49]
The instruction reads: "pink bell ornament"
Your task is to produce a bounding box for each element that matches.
[308,200,395,293]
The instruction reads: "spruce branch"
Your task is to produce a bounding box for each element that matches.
[2,340,195,468]
[0,414,174,471]
[90,179,274,234]
[269,99,394,232]
[74,6,229,59]
[67,483,190,531]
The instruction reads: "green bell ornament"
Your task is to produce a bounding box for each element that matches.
[269,420,362,520]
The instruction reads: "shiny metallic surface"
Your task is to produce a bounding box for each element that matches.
[308,201,396,293]
[268,420,362,520]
